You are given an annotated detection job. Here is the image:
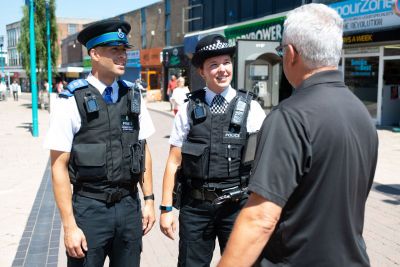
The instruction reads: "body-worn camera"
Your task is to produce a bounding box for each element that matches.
[84,94,99,113]
[194,100,207,120]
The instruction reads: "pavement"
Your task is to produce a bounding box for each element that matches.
[0,93,398,266]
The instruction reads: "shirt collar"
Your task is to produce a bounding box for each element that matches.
[295,70,344,92]
[204,85,236,106]
[86,72,118,95]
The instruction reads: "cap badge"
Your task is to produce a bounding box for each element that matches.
[117,28,125,39]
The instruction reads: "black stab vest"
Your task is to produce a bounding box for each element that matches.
[181,89,251,188]
[68,82,141,190]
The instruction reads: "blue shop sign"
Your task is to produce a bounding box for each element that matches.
[126,50,141,68]
[329,0,400,33]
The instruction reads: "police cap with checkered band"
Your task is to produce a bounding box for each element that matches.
[191,34,236,68]
[77,19,133,51]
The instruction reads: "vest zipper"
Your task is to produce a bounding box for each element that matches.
[106,105,113,181]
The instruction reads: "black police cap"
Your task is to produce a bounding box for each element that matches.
[191,34,236,68]
[77,19,132,50]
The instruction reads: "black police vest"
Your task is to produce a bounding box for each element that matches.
[68,82,141,188]
[181,89,251,186]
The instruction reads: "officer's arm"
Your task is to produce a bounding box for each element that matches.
[218,193,282,267]
[161,145,182,207]
[139,143,155,235]
[50,150,87,258]
[159,145,182,240]
[139,143,153,198]
[50,150,76,232]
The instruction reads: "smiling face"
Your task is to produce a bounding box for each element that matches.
[199,54,233,94]
[90,45,128,84]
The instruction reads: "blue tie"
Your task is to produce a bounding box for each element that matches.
[103,86,113,104]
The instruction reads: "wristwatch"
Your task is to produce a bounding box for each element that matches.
[143,194,154,201]
[159,205,173,212]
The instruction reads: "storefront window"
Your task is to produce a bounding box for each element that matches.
[345,57,379,118]
[384,45,400,56]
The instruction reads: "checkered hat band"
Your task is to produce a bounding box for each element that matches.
[199,41,230,52]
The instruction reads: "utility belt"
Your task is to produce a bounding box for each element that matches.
[73,185,137,204]
[190,185,248,205]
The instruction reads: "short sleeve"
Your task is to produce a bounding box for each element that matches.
[169,102,190,147]
[43,96,81,152]
[138,95,155,140]
[248,109,312,207]
[246,100,266,133]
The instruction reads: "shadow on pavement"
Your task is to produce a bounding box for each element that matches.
[374,184,400,196]
[383,199,400,205]
[17,122,33,134]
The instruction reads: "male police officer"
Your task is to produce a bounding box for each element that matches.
[159,34,266,266]
[44,20,155,267]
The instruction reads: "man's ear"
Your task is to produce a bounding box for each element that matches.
[197,67,205,79]
[89,48,99,62]
[288,44,298,65]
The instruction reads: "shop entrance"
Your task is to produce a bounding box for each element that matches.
[381,54,400,126]
[235,40,281,109]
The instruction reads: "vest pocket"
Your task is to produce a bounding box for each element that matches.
[181,142,209,179]
[73,143,107,182]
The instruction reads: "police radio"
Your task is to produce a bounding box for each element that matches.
[84,93,99,113]
[230,97,247,127]
[130,87,141,115]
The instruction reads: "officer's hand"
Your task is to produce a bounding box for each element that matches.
[64,226,87,258]
[142,200,156,235]
[160,211,176,240]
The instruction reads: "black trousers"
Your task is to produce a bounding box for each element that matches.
[178,196,247,267]
[68,193,142,267]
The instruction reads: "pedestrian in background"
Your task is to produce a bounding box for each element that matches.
[218,4,378,267]
[170,76,189,115]
[0,81,6,101]
[44,20,156,267]
[167,74,177,110]
[56,80,63,94]
[10,80,20,101]
[160,34,266,266]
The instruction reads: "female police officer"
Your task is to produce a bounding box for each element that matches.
[159,34,266,266]
[44,20,155,267]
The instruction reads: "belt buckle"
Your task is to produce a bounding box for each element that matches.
[107,190,123,204]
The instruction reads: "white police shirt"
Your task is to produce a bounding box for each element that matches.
[169,85,266,147]
[44,73,155,152]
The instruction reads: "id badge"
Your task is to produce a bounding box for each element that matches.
[121,115,135,132]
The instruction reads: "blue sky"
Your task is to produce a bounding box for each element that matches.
[0,0,160,49]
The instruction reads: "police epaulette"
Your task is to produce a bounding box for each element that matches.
[187,88,205,100]
[118,79,134,89]
[59,79,89,98]
[237,89,256,100]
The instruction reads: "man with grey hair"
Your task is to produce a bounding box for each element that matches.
[218,3,378,267]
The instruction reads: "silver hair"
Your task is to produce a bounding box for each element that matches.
[283,3,343,69]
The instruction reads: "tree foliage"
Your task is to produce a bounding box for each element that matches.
[18,0,58,86]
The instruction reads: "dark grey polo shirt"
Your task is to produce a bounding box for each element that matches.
[249,70,378,267]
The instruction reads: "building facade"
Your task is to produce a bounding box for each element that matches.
[162,0,190,100]
[5,18,93,91]
[184,0,311,108]
[327,0,400,126]
[183,0,400,126]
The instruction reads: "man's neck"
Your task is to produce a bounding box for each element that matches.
[293,66,337,89]
[91,70,116,86]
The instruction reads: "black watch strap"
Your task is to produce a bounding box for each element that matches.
[144,194,154,200]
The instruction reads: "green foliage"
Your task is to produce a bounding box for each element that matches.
[18,0,59,85]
